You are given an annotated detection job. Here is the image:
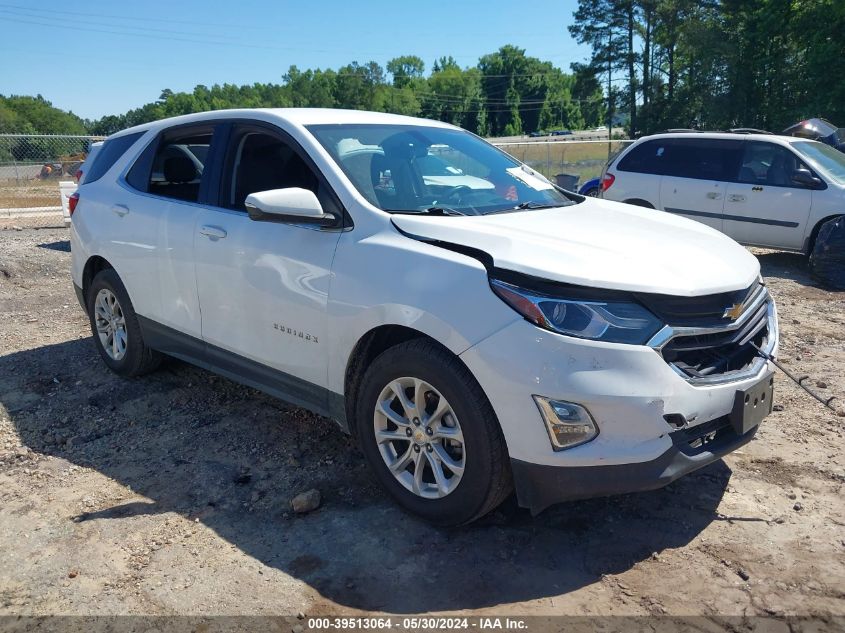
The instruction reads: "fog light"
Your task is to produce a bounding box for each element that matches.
[532,396,599,450]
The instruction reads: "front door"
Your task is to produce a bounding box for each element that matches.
[723,141,813,249]
[193,124,343,406]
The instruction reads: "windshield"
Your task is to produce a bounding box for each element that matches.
[307,124,575,215]
[792,141,845,185]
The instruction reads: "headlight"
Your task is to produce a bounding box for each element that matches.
[490,279,662,345]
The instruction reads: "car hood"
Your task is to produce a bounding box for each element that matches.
[391,198,760,296]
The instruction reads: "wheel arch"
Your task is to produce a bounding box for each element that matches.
[623,198,655,209]
[804,213,844,255]
[82,255,115,305]
[343,325,462,436]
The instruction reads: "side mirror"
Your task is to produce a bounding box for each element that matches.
[244,188,336,226]
[791,168,825,190]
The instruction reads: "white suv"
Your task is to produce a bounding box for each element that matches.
[601,131,845,253]
[70,109,778,524]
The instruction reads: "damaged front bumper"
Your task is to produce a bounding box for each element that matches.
[459,313,778,514]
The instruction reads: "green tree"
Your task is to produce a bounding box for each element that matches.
[0,95,87,135]
[387,55,425,89]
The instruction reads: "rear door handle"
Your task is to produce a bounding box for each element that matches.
[111,204,129,217]
[706,192,722,200]
[199,225,227,240]
[729,194,746,202]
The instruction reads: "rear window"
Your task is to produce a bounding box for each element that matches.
[83,132,145,184]
[125,126,216,201]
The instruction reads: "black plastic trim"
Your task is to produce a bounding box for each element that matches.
[391,222,496,271]
[73,283,86,313]
[136,315,348,431]
[665,207,800,228]
[511,424,758,515]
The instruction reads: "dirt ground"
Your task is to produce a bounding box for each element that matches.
[0,227,843,621]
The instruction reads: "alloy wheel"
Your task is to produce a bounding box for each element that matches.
[94,288,128,361]
[373,377,465,499]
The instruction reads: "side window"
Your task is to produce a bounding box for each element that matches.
[665,139,742,181]
[147,131,213,202]
[617,140,670,175]
[222,130,320,211]
[83,131,145,184]
[737,142,810,187]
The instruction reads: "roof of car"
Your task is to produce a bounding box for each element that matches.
[110,108,455,140]
[637,131,805,144]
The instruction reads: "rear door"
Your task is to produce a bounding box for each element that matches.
[193,122,344,406]
[658,138,743,232]
[123,123,223,338]
[722,141,813,249]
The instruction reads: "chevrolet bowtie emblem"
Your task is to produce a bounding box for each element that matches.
[722,303,745,320]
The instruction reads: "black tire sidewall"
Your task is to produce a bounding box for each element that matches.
[355,342,504,525]
[86,269,148,376]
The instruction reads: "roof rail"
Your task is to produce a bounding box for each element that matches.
[653,128,700,134]
[728,127,773,135]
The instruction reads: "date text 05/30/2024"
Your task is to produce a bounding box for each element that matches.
[306,617,528,630]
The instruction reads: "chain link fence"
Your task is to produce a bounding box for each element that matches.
[0,134,632,229]
[492,139,634,191]
[0,134,103,228]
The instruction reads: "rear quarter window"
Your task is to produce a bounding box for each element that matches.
[617,140,670,175]
[82,131,146,184]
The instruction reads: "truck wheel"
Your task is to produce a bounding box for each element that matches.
[355,339,512,525]
[87,269,162,377]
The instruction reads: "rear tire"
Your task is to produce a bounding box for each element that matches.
[87,268,162,377]
[355,339,512,525]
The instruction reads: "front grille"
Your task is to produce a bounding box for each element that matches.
[638,281,762,328]
[651,284,774,382]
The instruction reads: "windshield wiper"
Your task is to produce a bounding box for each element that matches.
[484,201,562,215]
[385,206,467,216]
[425,206,467,216]
[513,201,561,210]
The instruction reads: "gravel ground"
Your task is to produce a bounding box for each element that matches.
[0,228,843,620]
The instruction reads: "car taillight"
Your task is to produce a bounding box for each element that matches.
[74,169,83,182]
[600,172,616,191]
[68,192,80,216]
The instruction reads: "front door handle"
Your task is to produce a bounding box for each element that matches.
[729,194,746,203]
[111,204,129,217]
[706,192,722,200]
[199,225,227,240]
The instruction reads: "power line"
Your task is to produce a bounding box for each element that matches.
[0,11,403,56]
[0,2,277,31]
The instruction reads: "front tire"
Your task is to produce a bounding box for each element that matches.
[86,268,162,377]
[355,339,512,525]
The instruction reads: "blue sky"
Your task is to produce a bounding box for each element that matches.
[0,0,591,120]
